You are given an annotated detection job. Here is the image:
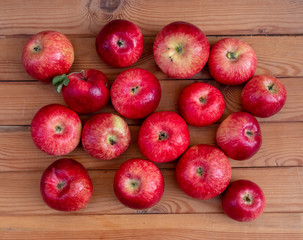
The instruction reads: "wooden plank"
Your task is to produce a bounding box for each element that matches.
[0,167,302,216]
[0,122,302,172]
[0,0,303,36]
[0,213,302,240]
[1,36,303,81]
[0,77,301,126]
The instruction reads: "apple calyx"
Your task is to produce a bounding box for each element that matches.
[117,39,124,47]
[131,86,139,94]
[226,51,238,60]
[242,193,253,205]
[108,135,116,145]
[245,129,254,137]
[57,181,66,190]
[158,132,168,141]
[129,179,140,189]
[199,96,207,104]
[33,45,42,52]
[196,166,204,176]
[55,125,63,134]
[266,83,278,93]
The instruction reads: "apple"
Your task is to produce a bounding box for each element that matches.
[208,38,257,85]
[31,104,82,156]
[216,112,262,160]
[153,21,210,79]
[40,158,93,211]
[95,19,143,67]
[138,111,190,163]
[82,113,131,160]
[178,82,225,127]
[110,68,161,119]
[22,31,74,83]
[176,144,231,200]
[114,158,164,209]
[53,69,109,114]
[241,75,287,118]
[222,179,266,222]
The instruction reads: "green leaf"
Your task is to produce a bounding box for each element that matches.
[63,77,69,86]
[56,84,63,93]
[52,74,67,86]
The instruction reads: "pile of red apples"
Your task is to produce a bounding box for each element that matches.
[23,20,287,222]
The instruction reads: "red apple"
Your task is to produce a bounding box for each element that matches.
[95,20,143,67]
[216,112,262,160]
[153,21,209,79]
[222,179,266,222]
[40,158,93,211]
[208,38,257,85]
[178,82,225,127]
[241,75,287,118]
[53,69,109,114]
[82,113,131,160]
[176,144,231,200]
[31,104,81,156]
[138,111,190,163]
[110,68,161,119]
[114,158,164,209]
[22,31,74,83]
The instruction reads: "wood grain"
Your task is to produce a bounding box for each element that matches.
[0,77,301,126]
[0,213,302,240]
[0,0,303,36]
[1,36,303,81]
[0,122,302,172]
[0,167,302,216]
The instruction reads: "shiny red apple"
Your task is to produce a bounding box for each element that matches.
[153,21,210,79]
[110,68,161,119]
[82,113,131,160]
[216,112,262,160]
[40,158,93,211]
[241,75,287,118]
[176,144,231,200]
[53,69,109,114]
[222,179,266,222]
[95,19,143,67]
[178,82,225,127]
[138,111,190,163]
[22,31,74,83]
[114,158,164,209]
[208,38,257,85]
[31,104,82,156]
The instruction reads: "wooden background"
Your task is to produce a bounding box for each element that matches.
[0,0,303,239]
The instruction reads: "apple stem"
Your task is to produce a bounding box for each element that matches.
[226,52,238,60]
